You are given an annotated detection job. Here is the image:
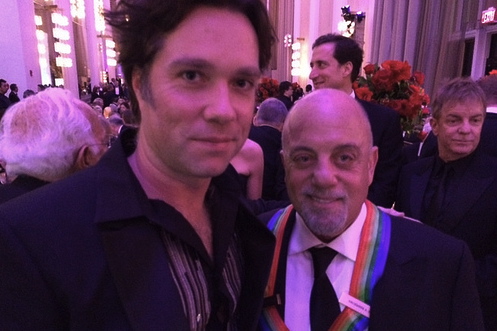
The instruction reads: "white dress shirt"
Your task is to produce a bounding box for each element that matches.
[285,203,367,331]
[487,106,497,114]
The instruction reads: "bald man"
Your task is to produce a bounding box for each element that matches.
[259,89,484,330]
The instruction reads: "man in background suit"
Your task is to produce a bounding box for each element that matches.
[0,1,275,329]
[395,78,497,330]
[8,83,20,104]
[259,89,483,330]
[309,34,403,208]
[414,74,497,161]
[276,80,294,110]
[0,79,11,119]
[249,97,289,201]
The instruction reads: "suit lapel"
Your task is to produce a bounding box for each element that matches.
[99,221,189,331]
[370,219,429,326]
[409,160,432,220]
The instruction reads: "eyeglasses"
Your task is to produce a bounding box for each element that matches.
[89,134,118,149]
[105,134,118,148]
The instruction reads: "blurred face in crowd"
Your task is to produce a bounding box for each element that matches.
[309,43,350,92]
[430,100,485,162]
[0,82,9,95]
[282,89,377,242]
[133,6,260,183]
[284,86,293,97]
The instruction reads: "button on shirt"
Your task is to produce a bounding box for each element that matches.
[285,203,367,331]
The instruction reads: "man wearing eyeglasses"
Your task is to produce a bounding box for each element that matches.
[0,87,109,203]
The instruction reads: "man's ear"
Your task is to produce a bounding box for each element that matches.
[342,61,353,78]
[74,145,95,171]
[368,146,379,185]
[430,117,439,136]
[131,70,143,102]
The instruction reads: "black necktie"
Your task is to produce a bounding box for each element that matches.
[309,246,340,331]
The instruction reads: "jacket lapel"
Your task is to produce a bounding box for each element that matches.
[99,220,189,331]
[408,159,433,220]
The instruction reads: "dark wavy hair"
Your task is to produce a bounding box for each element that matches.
[312,33,363,83]
[105,0,275,122]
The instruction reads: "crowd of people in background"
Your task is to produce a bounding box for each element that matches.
[0,0,495,329]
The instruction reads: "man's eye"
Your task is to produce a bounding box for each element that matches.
[292,154,313,166]
[235,79,254,90]
[182,71,201,81]
[336,154,355,166]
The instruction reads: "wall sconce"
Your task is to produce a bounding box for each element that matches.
[338,5,365,38]
[291,39,302,76]
[283,33,293,48]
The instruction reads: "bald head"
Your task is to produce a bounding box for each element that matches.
[282,88,373,150]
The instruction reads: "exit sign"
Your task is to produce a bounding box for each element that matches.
[482,7,497,24]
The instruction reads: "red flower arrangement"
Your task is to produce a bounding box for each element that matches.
[256,77,279,103]
[354,60,430,134]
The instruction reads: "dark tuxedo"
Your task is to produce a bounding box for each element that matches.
[259,208,484,330]
[249,125,288,201]
[8,91,20,104]
[481,112,497,157]
[396,151,497,330]
[0,93,11,119]
[0,175,48,204]
[276,95,293,110]
[357,99,403,208]
[0,132,275,330]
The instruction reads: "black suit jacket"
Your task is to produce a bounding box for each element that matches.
[396,151,497,329]
[260,208,484,330]
[481,112,497,157]
[249,125,288,201]
[357,99,403,208]
[0,134,275,330]
[8,91,20,104]
[0,175,48,204]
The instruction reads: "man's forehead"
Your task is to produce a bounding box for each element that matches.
[441,100,485,114]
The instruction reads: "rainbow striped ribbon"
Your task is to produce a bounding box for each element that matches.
[259,200,391,331]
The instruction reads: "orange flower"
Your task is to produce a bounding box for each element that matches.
[382,60,411,81]
[364,63,377,75]
[354,60,430,134]
[355,87,373,101]
[385,99,401,112]
[372,69,394,91]
[412,71,425,86]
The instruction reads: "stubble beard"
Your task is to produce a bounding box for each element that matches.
[299,196,349,243]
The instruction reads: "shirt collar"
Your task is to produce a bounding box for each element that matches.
[436,150,476,178]
[487,106,497,114]
[289,203,367,262]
